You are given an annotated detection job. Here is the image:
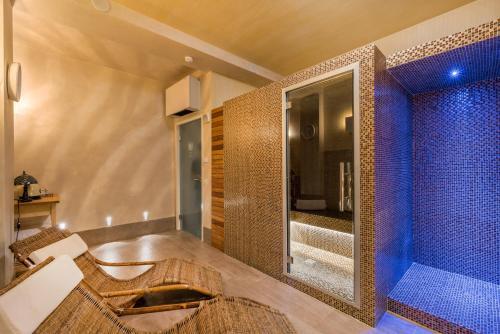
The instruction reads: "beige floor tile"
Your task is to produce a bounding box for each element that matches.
[90,231,429,334]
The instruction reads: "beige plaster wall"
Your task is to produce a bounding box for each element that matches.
[13,43,175,232]
[210,72,256,108]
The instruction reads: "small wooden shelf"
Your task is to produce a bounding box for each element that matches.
[15,194,60,226]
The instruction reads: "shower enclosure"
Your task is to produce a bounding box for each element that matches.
[283,64,360,304]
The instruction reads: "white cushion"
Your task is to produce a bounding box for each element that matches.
[0,255,84,334]
[28,234,88,265]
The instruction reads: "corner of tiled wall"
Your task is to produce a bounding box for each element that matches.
[373,46,414,323]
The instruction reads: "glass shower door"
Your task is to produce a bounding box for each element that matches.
[285,67,359,303]
[179,119,202,239]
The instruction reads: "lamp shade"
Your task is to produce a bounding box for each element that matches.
[14,171,38,185]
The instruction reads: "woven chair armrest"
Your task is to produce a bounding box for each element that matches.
[94,258,157,267]
[9,227,72,262]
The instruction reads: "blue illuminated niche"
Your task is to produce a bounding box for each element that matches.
[384,35,499,334]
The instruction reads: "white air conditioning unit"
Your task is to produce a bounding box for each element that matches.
[165,75,201,117]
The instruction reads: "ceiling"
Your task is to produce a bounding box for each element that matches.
[13,0,280,87]
[14,10,193,86]
[13,0,476,87]
[113,0,475,75]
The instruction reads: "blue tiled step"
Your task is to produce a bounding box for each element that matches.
[388,263,500,334]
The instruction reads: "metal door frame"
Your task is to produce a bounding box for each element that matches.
[281,63,361,308]
[175,116,204,241]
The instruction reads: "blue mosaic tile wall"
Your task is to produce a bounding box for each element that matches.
[388,36,500,94]
[374,51,414,321]
[412,78,500,284]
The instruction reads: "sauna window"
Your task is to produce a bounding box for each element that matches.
[284,69,359,304]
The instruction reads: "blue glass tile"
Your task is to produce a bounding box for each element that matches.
[412,78,499,284]
[388,36,500,94]
[389,263,500,334]
[383,35,499,332]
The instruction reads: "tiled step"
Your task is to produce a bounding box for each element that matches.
[290,210,352,233]
[290,219,353,258]
[290,241,354,300]
[388,263,500,334]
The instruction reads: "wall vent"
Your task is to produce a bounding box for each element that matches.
[165,75,201,117]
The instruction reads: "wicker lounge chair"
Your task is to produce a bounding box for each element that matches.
[9,227,223,315]
[0,257,296,334]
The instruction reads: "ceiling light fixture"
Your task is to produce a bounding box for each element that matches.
[450,69,460,78]
[184,56,194,64]
[91,0,111,13]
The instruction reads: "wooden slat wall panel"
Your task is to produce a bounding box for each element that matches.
[211,107,224,251]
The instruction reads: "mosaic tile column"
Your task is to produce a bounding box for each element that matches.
[224,44,378,325]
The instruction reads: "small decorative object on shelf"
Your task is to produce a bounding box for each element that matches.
[14,171,41,200]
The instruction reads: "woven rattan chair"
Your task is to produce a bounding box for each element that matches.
[0,257,296,334]
[10,227,223,315]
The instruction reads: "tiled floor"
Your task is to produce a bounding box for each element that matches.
[90,230,431,334]
[389,263,500,334]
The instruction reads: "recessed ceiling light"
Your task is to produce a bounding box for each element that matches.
[91,0,111,13]
[450,69,460,78]
[184,56,194,64]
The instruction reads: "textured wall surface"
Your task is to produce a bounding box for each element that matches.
[14,45,175,232]
[386,20,499,68]
[224,44,378,325]
[374,49,413,321]
[382,19,500,334]
[412,78,499,284]
[375,0,500,58]
[388,36,500,94]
